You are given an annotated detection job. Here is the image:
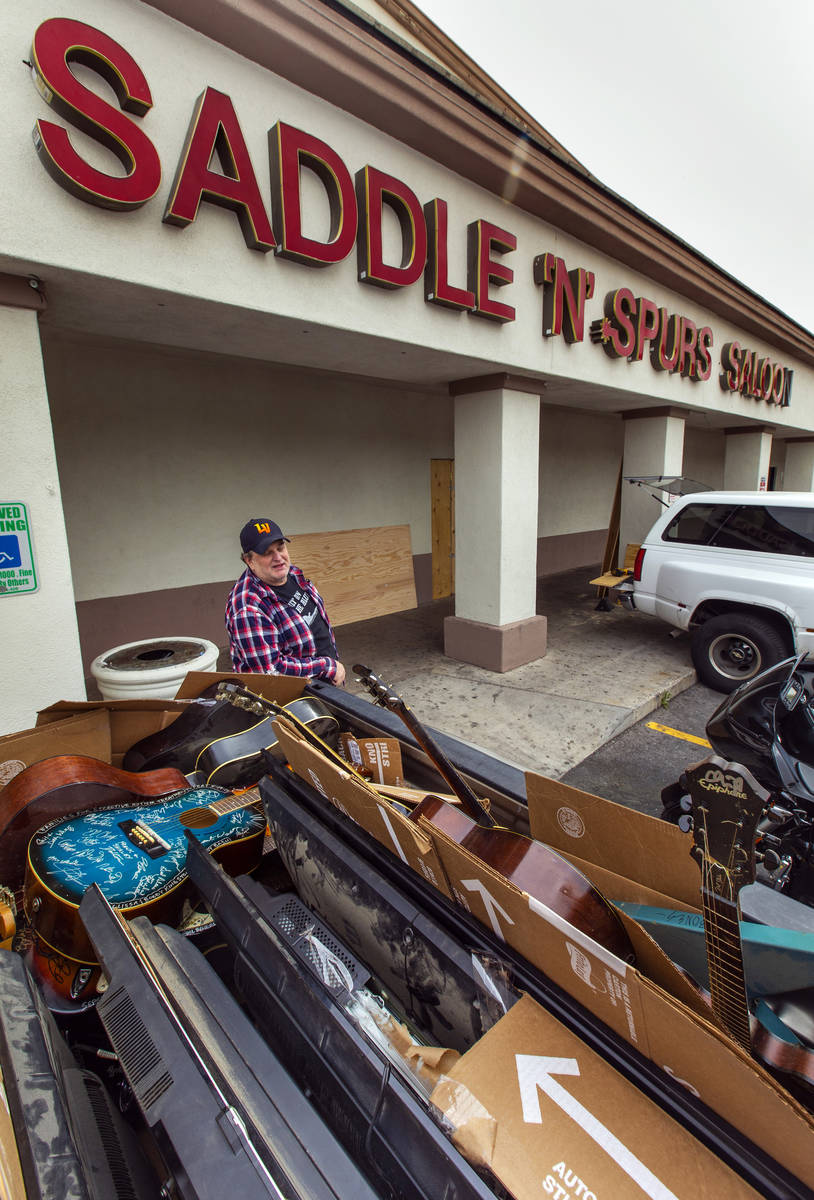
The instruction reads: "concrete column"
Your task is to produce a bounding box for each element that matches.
[0,276,85,734]
[444,374,546,672]
[782,438,814,492]
[723,425,774,491]
[620,408,686,558]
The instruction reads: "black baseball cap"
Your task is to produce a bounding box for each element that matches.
[240,519,290,554]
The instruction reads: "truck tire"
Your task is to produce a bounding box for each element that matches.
[691,613,787,693]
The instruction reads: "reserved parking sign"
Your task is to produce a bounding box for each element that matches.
[0,503,38,595]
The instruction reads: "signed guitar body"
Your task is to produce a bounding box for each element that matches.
[24,786,266,970]
[0,756,190,893]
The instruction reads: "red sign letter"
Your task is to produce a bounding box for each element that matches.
[630,297,660,361]
[270,123,356,266]
[695,327,713,381]
[590,289,636,359]
[467,220,516,322]
[719,342,741,391]
[424,199,474,310]
[533,253,595,343]
[357,167,427,289]
[164,88,274,251]
[30,18,160,210]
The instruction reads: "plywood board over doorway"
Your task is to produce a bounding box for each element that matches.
[292,525,416,626]
[431,458,454,599]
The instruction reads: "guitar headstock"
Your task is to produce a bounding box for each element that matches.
[683,756,770,896]
[352,664,406,716]
[216,681,275,718]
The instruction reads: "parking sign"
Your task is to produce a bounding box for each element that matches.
[0,503,38,595]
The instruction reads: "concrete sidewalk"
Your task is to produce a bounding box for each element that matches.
[332,566,697,777]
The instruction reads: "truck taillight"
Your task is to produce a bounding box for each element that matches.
[633,547,646,581]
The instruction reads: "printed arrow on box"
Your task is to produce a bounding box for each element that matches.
[516,1055,679,1200]
[461,878,515,938]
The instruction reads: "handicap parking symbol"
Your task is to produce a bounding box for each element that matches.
[0,535,21,568]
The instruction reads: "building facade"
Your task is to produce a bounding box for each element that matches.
[2,0,814,731]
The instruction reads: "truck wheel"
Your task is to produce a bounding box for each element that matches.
[691,614,787,693]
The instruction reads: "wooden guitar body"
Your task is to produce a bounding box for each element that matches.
[349,665,635,965]
[412,795,634,963]
[24,785,266,970]
[0,756,189,893]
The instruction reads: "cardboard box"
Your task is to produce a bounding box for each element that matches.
[0,709,113,781]
[35,698,189,768]
[35,672,306,769]
[338,733,404,785]
[174,670,304,704]
[272,718,814,1190]
[432,993,761,1199]
[275,715,452,897]
[521,772,814,1185]
[11,672,814,1191]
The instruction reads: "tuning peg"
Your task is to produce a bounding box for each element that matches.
[760,848,782,872]
[678,814,693,834]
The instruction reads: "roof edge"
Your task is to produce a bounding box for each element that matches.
[141,0,814,365]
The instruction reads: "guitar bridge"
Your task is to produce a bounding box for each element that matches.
[117,820,170,859]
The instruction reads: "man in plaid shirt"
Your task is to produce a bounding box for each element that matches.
[225,518,345,684]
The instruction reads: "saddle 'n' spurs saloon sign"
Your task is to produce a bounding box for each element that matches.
[28,17,793,408]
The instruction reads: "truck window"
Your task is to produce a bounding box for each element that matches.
[662,504,737,545]
[710,505,814,557]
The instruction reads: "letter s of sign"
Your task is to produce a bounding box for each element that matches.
[30,18,161,211]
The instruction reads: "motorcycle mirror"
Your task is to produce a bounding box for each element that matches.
[778,651,809,713]
[779,676,804,712]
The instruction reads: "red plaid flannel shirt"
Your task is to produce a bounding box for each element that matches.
[225,565,339,679]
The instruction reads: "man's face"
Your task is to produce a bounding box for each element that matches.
[246,539,291,586]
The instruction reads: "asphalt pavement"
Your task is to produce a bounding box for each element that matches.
[561,681,722,817]
[332,565,701,780]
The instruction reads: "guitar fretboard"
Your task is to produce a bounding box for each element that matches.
[701,887,751,1052]
[207,787,262,816]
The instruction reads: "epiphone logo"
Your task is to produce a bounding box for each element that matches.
[699,766,745,798]
[26,18,793,403]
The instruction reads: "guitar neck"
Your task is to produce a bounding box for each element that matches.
[383,700,496,828]
[701,886,752,1052]
[208,787,262,817]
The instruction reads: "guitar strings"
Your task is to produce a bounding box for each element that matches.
[698,804,751,1047]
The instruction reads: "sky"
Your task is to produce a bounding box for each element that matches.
[416,0,814,333]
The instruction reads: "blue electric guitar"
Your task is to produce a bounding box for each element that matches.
[24,785,267,977]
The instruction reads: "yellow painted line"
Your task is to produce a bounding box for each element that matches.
[646,721,711,749]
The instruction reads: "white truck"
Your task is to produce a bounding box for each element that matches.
[618,490,814,692]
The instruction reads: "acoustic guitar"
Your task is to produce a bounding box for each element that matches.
[188,687,339,788]
[24,784,267,980]
[684,756,814,1091]
[123,680,339,788]
[0,756,189,894]
[121,680,255,772]
[352,664,635,964]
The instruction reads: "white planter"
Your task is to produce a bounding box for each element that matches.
[90,637,220,700]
